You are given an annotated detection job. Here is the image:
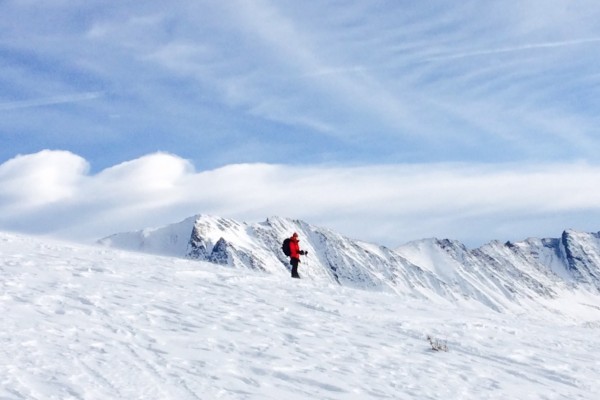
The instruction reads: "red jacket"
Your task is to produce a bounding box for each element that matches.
[289,236,301,259]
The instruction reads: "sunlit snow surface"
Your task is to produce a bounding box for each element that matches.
[2,232,600,399]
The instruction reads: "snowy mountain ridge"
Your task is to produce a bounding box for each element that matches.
[99,214,600,311]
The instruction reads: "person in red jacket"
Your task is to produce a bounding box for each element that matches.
[289,232,307,278]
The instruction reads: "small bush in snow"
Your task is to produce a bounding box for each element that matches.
[427,335,448,352]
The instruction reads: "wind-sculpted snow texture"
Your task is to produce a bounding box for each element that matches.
[100,215,600,311]
[3,232,600,399]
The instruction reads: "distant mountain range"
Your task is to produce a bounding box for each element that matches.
[99,214,600,311]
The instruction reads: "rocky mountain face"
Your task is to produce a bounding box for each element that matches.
[99,215,600,311]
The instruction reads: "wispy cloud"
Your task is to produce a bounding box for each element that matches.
[426,37,600,62]
[0,92,104,112]
[192,1,600,153]
[2,151,600,247]
[3,1,599,166]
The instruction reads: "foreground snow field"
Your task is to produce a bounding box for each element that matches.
[2,232,600,399]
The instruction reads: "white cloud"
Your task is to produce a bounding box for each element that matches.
[1,150,600,247]
[426,37,600,62]
[94,152,194,194]
[0,150,88,209]
[0,92,104,111]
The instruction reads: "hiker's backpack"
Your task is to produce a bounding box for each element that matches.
[282,238,291,257]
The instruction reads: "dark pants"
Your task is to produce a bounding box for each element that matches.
[290,258,300,278]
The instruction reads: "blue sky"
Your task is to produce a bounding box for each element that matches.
[2,1,600,246]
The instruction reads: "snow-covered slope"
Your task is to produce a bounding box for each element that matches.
[3,232,600,399]
[97,215,197,257]
[100,215,600,312]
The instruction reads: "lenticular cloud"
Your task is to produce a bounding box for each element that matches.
[0,150,88,208]
[1,150,600,245]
